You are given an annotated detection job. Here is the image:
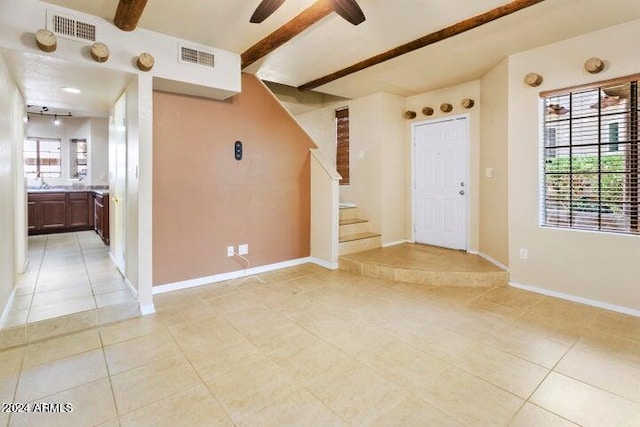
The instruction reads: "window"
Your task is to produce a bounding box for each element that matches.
[70,138,88,178]
[24,137,62,178]
[336,108,350,185]
[541,76,639,235]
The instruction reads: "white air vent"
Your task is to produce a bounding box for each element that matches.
[46,10,96,43]
[179,45,215,68]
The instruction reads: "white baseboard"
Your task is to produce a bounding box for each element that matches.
[152,257,313,295]
[468,251,509,272]
[310,257,338,270]
[0,287,17,329]
[383,240,411,248]
[509,281,640,318]
[140,304,156,315]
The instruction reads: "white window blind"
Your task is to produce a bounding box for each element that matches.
[541,75,639,235]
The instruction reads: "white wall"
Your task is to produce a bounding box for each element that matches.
[508,18,640,312]
[126,78,140,292]
[406,80,482,252]
[0,53,24,325]
[26,116,108,186]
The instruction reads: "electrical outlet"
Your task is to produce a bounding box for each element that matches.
[227,246,234,257]
[519,248,528,260]
[239,244,248,255]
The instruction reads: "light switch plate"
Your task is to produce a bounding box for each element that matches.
[239,244,248,255]
[227,246,234,257]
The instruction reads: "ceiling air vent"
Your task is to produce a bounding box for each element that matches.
[46,10,96,43]
[179,45,215,68]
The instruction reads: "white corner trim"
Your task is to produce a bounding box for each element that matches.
[152,257,313,295]
[509,281,640,318]
[125,278,139,298]
[140,304,156,315]
[382,240,411,248]
[472,251,509,272]
[0,287,17,329]
[310,257,338,270]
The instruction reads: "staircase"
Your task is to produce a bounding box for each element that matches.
[339,206,381,255]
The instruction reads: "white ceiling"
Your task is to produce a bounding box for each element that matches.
[1,49,132,117]
[25,0,640,103]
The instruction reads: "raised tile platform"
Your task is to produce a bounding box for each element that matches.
[339,243,509,288]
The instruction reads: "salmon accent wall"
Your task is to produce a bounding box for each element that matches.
[153,74,314,286]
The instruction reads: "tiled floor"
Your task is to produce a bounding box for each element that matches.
[2,263,640,426]
[3,231,136,329]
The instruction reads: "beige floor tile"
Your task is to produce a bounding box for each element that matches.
[32,276,92,294]
[369,396,462,427]
[9,378,117,427]
[31,287,93,309]
[110,354,203,415]
[307,361,405,425]
[481,287,545,311]
[119,385,233,427]
[104,331,181,375]
[184,337,266,380]
[26,310,97,342]
[486,325,571,368]
[190,282,240,302]
[99,315,167,347]
[268,337,352,385]
[95,289,134,308]
[168,315,245,354]
[10,295,33,311]
[529,297,601,324]
[400,324,479,363]
[510,403,579,426]
[531,372,640,426]
[590,311,640,342]
[0,348,22,405]
[420,367,524,425]
[512,311,592,346]
[359,340,450,392]
[91,278,128,296]
[27,297,96,323]
[94,418,120,427]
[3,308,29,329]
[15,349,108,402]
[455,344,549,399]
[23,329,102,369]
[205,358,301,422]
[556,348,640,404]
[574,330,640,368]
[237,389,346,427]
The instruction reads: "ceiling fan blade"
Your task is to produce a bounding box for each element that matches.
[250,0,287,23]
[331,0,366,25]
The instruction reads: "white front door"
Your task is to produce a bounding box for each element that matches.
[110,93,127,274]
[413,116,468,250]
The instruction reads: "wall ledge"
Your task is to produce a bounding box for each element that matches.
[509,281,640,318]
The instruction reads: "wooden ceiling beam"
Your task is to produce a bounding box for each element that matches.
[114,0,149,32]
[242,0,333,70]
[298,0,545,91]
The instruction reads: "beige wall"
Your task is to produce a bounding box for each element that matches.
[295,92,407,245]
[479,59,510,266]
[0,53,24,323]
[153,74,314,286]
[508,18,640,311]
[406,80,482,252]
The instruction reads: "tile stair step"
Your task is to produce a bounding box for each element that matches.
[339,207,358,221]
[339,232,381,243]
[339,234,382,256]
[339,218,369,237]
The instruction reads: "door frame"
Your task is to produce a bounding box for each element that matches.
[411,114,470,250]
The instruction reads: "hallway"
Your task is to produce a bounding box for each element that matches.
[3,231,137,330]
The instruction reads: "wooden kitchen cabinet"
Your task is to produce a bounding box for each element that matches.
[28,191,94,235]
[93,192,109,244]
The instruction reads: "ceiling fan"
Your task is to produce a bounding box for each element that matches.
[250,0,366,25]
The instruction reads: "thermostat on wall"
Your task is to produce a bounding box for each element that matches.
[234,140,242,161]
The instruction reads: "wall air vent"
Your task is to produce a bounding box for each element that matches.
[179,45,215,68]
[46,10,96,43]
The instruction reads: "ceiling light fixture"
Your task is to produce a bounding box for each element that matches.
[61,87,82,94]
[53,115,61,125]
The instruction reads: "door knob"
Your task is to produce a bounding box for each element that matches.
[459,190,465,195]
